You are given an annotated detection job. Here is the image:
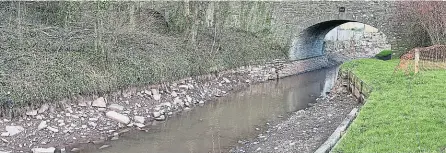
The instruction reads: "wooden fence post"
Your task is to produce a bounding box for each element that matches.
[415,49,420,74]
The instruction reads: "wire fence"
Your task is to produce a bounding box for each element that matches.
[395,45,446,74]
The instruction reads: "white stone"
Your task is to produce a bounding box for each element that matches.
[134,116,145,123]
[0,132,8,137]
[88,122,97,127]
[89,118,98,121]
[99,145,110,149]
[109,104,124,111]
[186,95,192,103]
[38,104,49,114]
[223,77,231,83]
[171,91,178,97]
[36,115,44,120]
[92,97,106,108]
[199,101,205,104]
[151,89,159,95]
[106,111,130,124]
[173,97,183,105]
[184,101,191,107]
[47,126,59,133]
[37,121,47,131]
[152,112,161,118]
[5,126,24,136]
[78,101,87,107]
[161,102,172,108]
[31,147,55,153]
[134,123,145,128]
[178,85,189,90]
[26,110,38,116]
[153,94,161,101]
[144,90,152,95]
[154,115,166,121]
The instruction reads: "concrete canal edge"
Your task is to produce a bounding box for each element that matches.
[313,107,359,153]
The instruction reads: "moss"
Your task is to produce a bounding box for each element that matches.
[375,50,393,57]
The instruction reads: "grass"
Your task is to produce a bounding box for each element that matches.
[333,59,446,153]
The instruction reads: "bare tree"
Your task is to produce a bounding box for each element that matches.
[398,1,446,45]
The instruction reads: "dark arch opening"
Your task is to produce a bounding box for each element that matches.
[290,20,390,61]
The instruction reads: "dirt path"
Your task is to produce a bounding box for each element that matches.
[230,77,360,153]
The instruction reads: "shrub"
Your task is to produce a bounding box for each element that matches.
[375,50,393,57]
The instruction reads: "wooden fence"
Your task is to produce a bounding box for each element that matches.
[340,69,373,103]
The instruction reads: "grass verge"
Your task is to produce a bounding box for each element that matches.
[333,59,446,153]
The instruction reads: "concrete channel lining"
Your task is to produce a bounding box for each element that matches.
[313,107,359,153]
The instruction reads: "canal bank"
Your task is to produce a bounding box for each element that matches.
[0,55,338,153]
[229,73,360,153]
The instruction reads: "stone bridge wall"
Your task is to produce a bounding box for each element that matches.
[153,1,431,60]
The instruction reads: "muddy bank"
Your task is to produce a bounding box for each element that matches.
[229,76,361,153]
[0,56,334,153]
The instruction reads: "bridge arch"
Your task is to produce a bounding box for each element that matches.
[288,15,394,60]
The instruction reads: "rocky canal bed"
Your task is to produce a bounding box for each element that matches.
[229,76,361,153]
[0,56,336,153]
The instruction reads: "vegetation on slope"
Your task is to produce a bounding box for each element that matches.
[333,59,446,152]
[0,1,287,108]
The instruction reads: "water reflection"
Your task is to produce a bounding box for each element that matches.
[93,66,339,153]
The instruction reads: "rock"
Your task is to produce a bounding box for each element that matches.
[92,97,106,108]
[88,122,97,127]
[98,108,106,112]
[134,123,145,128]
[89,118,98,121]
[161,102,172,108]
[199,101,205,104]
[153,94,161,101]
[223,77,231,83]
[171,91,178,97]
[38,104,49,113]
[185,95,192,103]
[151,89,159,95]
[99,145,110,149]
[178,85,189,90]
[152,112,161,118]
[36,115,44,120]
[109,104,124,112]
[78,101,87,107]
[106,111,130,124]
[144,90,152,95]
[31,147,55,153]
[47,126,59,133]
[26,110,38,116]
[134,116,145,123]
[184,101,191,107]
[173,97,183,106]
[70,148,81,152]
[245,79,250,83]
[5,126,24,136]
[154,115,166,121]
[37,121,47,130]
[0,132,8,137]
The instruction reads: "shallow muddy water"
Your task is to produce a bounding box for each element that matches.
[91,66,339,153]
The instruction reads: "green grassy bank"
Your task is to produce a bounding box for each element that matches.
[333,59,446,153]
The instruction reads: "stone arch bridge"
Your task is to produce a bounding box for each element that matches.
[153,1,431,61]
